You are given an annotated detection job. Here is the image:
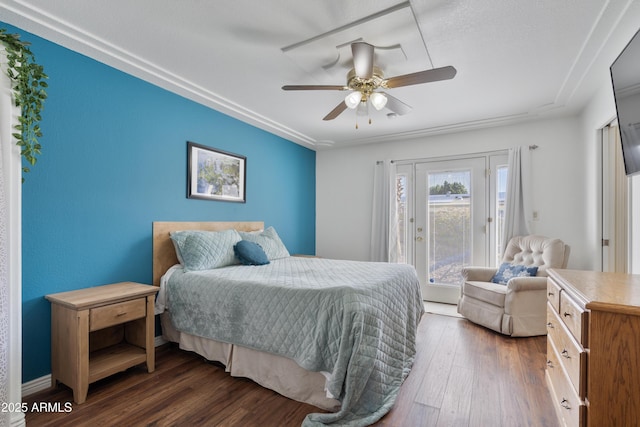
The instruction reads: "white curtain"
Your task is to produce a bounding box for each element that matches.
[0,47,23,427]
[370,160,398,262]
[502,146,532,251]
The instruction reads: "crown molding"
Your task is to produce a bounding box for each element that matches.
[0,2,560,152]
[2,0,630,151]
[336,112,542,148]
[0,1,320,149]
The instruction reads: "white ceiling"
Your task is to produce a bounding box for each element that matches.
[0,0,638,150]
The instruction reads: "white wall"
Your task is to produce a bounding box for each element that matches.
[317,115,597,269]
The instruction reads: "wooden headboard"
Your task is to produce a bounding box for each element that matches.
[152,221,264,286]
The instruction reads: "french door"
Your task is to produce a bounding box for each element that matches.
[395,153,507,303]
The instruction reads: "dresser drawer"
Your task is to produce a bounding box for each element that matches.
[559,292,587,346]
[90,298,146,331]
[546,306,586,398]
[546,339,585,427]
[547,278,562,313]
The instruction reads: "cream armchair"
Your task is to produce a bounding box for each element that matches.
[457,235,570,337]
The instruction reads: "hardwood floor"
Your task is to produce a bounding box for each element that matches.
[24,313,559,426]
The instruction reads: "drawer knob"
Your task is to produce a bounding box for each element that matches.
[561,349,571,359]
[548,291,554,296]
[560,398,571,410]
[563,312,572,318]
[546,322,554,329]
[117,312,127,317]
[546,360,554,368]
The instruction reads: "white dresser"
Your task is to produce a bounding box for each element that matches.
[546,269,640,427]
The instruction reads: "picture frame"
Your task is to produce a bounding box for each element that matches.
[187,141,246,203]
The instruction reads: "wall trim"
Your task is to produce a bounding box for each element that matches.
[20,376,49,399]
[2,1,625,150]
[0,2,319,149]
[1,45,25,427]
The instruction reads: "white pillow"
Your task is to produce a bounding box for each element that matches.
[170,229,242,271]
[238,226,290,260]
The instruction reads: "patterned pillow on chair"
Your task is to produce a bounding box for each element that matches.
[491,263,538,285]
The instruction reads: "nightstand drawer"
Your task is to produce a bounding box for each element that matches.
[90,298,146,331]
[546,306,586,398]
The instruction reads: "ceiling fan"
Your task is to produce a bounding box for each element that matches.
[282,41,457,125]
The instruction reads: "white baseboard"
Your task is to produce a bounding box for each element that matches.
[21,375,50,398]
[22,335,169,398]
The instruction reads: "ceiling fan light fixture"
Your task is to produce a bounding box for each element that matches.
[345,91,362,109]
[357,100,369,116]
[370,92,387,110]
[282,41,456,122]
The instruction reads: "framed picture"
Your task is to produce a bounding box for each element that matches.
[187,141,246,203]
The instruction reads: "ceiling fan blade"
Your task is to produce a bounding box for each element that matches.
[323,101,348,121]
[282,85,347,91]
[352,42,374,79]
[382,92,412,115]
[385,65,457,88]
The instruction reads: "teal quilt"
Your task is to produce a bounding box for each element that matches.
[166,257,424,426]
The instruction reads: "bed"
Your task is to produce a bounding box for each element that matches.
[153,221,424,426]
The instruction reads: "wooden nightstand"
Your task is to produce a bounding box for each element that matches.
[45,282,158,404]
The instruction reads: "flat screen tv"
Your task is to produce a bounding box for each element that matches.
[611,27,640,176]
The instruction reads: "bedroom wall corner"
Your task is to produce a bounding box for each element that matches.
[1,22,316,384]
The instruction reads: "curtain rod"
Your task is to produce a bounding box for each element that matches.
[378,146,527,165]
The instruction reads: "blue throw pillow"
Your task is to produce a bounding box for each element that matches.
[491,262,539,285]
[234,240,270,266]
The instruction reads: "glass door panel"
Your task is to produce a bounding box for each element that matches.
[416,158,486,303]
[427,170,472,285]
[491,154,509,265]
[394,164,414,265]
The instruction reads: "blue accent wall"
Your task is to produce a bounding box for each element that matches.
[3,23,316,382]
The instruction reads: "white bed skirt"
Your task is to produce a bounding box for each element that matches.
[161,312,341,412]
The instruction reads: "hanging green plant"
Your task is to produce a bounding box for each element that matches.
[0,28,48,179]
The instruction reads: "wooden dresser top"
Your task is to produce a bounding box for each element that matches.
[548,269,640,315]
